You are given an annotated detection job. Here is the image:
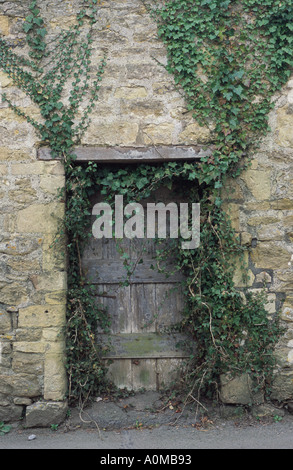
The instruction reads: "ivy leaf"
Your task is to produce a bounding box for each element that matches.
[233,85,244,97]
[136,177,148,190]
[23,23,33,33]
[223,91,233,101]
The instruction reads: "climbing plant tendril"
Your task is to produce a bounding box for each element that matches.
[0,0,292,404]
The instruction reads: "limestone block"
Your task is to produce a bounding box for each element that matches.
[0,71,12,88]
[0,108,30,124]
[255,271,272,285]
[252,403,286,419]
[7,258,41,272]
[274,271,293,292]
[241,169,271,200]
[0,122,36,148]
[50,15,77,30]
[264,293,276,315]
[39,175,65,196]
[0,373,41,398]
[0,147,34,162]
[0,165,7,176]
[244,201,271,211]
[15,328,42,342]
[247,216,280,226]
[11,161,46,175]
[270,198,293,210]
[241,232,253,246]
[153,81,176,95]
[0,15,11,36]
[42,327,64,342]
[42,235,67,272]
[220,373,264,405]
[0,339,12,368]
[0,405,23,423]
[44,291,67,305]
[13,397,32,406]
[12,352,44,375]
[275,347,292,369]
[281,306,293,323]
[18,305,66,329]
[0,282,28,305]
[44,353,67,401]
[42,249,66,271]
[270,371,293,402]
[84,121,139,146]
[120,100,164,117]
[288,350,293,365]
[0,237,42,256]
[0,311,11,334]
[45,161,65,176]
[25,401,68,428]
[178,122,212,145]
[276,106,293,148]
[0,374,12,395]
[258,226,283,242]
[33,272,67,293]
[283,215,293,228]
[9,179,37,204]
[114,86,148,100]
[250,243,291,269]
[126,63,166,80]
[13,342,45,354]
[16,203,65,234]
[142,123,174,145]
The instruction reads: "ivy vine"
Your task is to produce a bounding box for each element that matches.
[0,0,292,404]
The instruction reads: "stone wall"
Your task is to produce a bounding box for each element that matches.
[221,80,293,404]
[0,0,292,424]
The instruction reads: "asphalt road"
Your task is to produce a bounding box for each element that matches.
[1,418,293,449]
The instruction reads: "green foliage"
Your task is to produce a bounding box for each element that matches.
[0,0,106,155]
[0,422,11,436]
[23,0,47,61]
[0,0,291,403]
[149,0,293,185]
[143,0,292,396]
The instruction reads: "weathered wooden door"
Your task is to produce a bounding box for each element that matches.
[82,187,190,390]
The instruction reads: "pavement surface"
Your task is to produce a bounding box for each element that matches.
[1,391,293,449]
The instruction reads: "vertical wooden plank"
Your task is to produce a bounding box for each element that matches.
[101,284,132,334]
[155,283,184,331]
[106,359,133,390]
[94,284,110,334]
[131,359,157,391]
[131,284,157,333]
[156,358,183,390]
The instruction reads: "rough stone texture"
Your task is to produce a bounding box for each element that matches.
[0,0,292,423]
[25,401,68,428]
[0,0,68,422]
[220,79,293,403]
[220,374,265,406]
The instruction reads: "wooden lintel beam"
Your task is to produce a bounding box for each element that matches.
[38,145,212,163]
